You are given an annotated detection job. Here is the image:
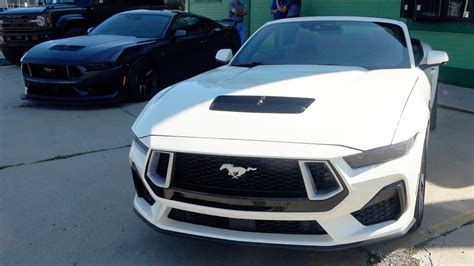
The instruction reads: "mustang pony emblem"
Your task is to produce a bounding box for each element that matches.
[43,67,55,73]
[220,164,257,179]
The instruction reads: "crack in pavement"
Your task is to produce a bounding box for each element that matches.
[117,106,138,119]
[415,220,474,248]
[358,247,383,265]
[0,103,45,110]
[368,220,474,265]
[421,245,434,265]
[0,144,131,171]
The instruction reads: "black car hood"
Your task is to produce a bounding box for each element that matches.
[0,7,48,15]
[24,35,156,64]
[0,5,80,15]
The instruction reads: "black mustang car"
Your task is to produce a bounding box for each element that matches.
[21,10,241,103]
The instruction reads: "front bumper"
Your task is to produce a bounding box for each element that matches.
[129,135,424,248]
[21,64,127,104]
[0,29,57,48]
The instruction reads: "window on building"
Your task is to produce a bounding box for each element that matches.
[401,0,473,22]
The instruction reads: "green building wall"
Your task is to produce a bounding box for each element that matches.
[189,0,474,87]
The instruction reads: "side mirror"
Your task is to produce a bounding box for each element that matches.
[426,50,449,67]
[209,27,221,35]
[96,0,113,5]
[215,49,233,64]
[87,27,94,35]
[174,30,187,38]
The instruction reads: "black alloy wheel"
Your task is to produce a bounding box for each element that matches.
[128,59,159,101]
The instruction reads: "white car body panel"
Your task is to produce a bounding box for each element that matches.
[133,65,422,151]
[129,16,447,248]
[130,132,425,246]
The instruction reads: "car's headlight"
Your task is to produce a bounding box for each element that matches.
[83,62,118,71]
[343,135,416,169]
[133,135,149,153]
[35,16,46,27]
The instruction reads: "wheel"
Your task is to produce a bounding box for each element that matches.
[1,46,23,65]
[430,88,438,131]
[127,59,159,101]
[412,130,428,230]
[64,26,86,37]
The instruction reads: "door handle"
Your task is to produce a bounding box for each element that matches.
[200,40,209,44]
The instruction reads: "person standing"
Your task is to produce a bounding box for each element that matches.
[283,0,301,18]
[271,0,288,20]
[229,0,247,45]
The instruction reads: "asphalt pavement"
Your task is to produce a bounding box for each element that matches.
[0,65,473,265]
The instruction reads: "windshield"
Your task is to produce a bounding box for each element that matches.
[232,21,411,70]
[91,13,171,38]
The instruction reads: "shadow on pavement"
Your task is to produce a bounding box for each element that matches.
[426,108,474,189]
[130,199,473,266]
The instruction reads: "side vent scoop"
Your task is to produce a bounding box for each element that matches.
[209,96,315,114]
[49,45,85,51]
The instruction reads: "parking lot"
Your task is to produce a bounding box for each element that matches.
[0,63,473,265]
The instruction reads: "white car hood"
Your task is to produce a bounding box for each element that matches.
[133,65,419,151]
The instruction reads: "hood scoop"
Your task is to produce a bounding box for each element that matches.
[49,45,85,51]
[209,96,315,114]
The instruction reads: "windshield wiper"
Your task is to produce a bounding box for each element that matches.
[232,62,268,68]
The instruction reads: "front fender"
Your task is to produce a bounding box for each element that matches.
[392,70,431,143]
[56,14,85,28]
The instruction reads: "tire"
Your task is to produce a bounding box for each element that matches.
[412,129,428,230]
[1,46,23,65]
[430,88,438,131]
[127,59,159,101]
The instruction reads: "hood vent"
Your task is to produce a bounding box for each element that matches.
[49,45,85,51]
[209,96,315,114]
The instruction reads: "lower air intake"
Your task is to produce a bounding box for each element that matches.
[168,209,327,235]
[352,182,405,226]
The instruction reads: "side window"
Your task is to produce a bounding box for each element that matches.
[201,18,216,32]
[170,16,210,36]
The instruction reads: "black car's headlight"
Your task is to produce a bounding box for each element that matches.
[83,62,118,71]
[343,135,416,169]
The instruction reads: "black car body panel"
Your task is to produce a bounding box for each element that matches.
[23,35,156,64]
[0,0,167,64]
[21,10,241,103]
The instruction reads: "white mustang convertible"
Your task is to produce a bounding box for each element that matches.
[129,17,448,248]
